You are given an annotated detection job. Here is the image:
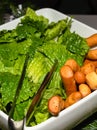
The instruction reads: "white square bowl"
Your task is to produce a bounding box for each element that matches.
[0,8,97,130]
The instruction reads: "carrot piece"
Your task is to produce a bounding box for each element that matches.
[86,33,97,47]
[65,59,80,72]
[64,99,70,108]
[86,71,97,90]
[60,65,77,96]
[95,68,97,73]
[81,62,96,75]
[48,92,82,115]
[74,71,86,84]
[79,84,91,98]
[67,91,82,105]
[83,59,90,65]
[86,49,97,60]
[83,59,97,67]
[48,95,65,116]
[65,91,82,107]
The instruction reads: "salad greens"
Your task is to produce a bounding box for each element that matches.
[0,7,89,126]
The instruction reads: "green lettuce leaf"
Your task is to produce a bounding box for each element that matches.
[0,72,19,106]
[21,7,49,33]
[44,19,71,40]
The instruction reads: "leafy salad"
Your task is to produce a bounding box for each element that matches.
[0,7,90,126]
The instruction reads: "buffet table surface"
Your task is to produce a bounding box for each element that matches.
[71,14,97,30]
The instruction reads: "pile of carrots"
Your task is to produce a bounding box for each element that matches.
[48,33,97,116]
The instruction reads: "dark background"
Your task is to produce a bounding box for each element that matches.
[0,0,97,24]
[29,0,97,14]
[0,0,97,14]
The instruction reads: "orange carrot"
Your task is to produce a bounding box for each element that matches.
[83,59,97,67]
[60,65,77,96]
[64,99,70,108]
[86,33,97,47]
[86,71,97,90]
[83,59,90,65]
[48,92,82,115]
[81,62,96,75]
[74,71,86,84]
[64,91,82,107]
[65,59,80,72]
[48,95,65,116]
[95,68,97,73]
[79,84,91,98]
[86,49,97,60]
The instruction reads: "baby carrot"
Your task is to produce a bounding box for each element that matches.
[48,95,65,116]
[86,33,97,47]
[86,49,97,60]
[79,84,91,98]
[64,92,82,108]
[83,59,97,68]
[48,92,82,115]
[60,65,77,96]
[86,71,97,90]
[74,71,86,84]
[65,59,80,72]
[81,62,96,75]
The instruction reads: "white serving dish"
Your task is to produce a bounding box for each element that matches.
[0,8,97,130]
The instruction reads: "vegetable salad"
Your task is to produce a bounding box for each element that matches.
[0,7,89,126]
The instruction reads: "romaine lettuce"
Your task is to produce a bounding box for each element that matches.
[0,7,90,126]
